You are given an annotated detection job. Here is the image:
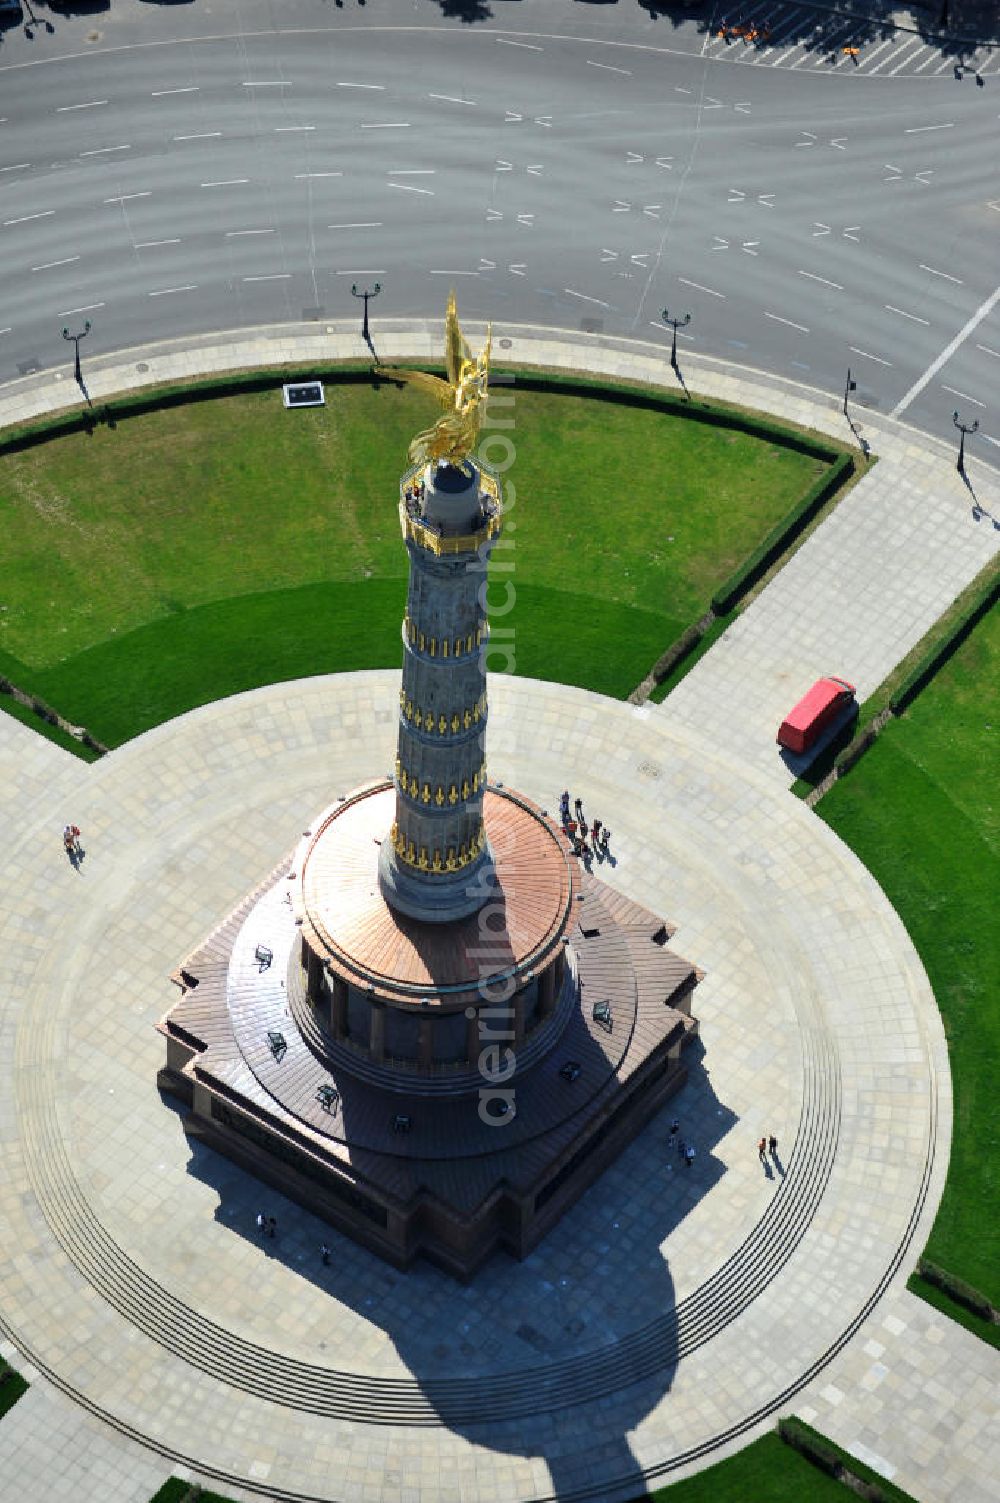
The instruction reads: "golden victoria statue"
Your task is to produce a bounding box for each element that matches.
[378,291,492,470]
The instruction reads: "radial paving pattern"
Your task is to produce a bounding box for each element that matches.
[0,671,947,1501]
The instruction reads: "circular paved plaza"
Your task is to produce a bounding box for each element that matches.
[0,669,948,1502]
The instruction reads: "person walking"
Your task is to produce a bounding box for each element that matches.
[592,819,602,846]
[768,1134,778,1155]
[320,1244,331,1266]
[256,1211,266,1236]
[669,1117,680,1139]
[758,1136,767,1162]
[574,796,585,826]
[684,1145,695,1168]
[268,1216,277,1238]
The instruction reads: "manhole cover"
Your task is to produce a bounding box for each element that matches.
[637,760,662,780]
[499,338,512,349]
[136,363,149,374]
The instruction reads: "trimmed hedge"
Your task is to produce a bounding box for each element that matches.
[916,1258,997,1324]
[0,1360,29,1420]
[711,451,855,613]
[778,1418,919,1503]
[890,568,1000,714]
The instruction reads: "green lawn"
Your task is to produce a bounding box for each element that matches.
[645,1431,849,1503]
[818,603,999,1306]
[0,379,834,745]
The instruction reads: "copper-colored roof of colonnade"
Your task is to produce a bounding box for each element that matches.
[293,781,575,1009]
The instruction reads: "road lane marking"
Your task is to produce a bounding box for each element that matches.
[678,277,725,298]
[360,122,411,129]
[135,239,181,248]
[226,228,276,236]
[328,222,382,230]
[80,145,131,156]
[798,270,843,290]
[429,269,478,275]
[32,256,79,271]
[919,264,963,284]
[294,172,343,179]
[58,303,104,316]
[104,192,151,203]
[336,82,385,89]
[764,312,809,332]
[242,81,290,87]
[941,385,985,406]
[335,268,387,274]
[148,285,197,296]
[904,122,954,133]
[57,100,107,112]
[885,305,929,324]
[429,94,477,105]
[275,126,315,132]
[152,87,199,97]
[4,209,54,224]
[388,169,435,175]
[586,60,631,74]
[243,273,291,281]
[496,38,542,49]
[975,343,1000,359]
[892,282,1000,414]
[0,164,31,173]
[174,132,222,141]
[564,288,611,307]
[201,179,250,187]
[850,346,892,366]
[388,183,434,195]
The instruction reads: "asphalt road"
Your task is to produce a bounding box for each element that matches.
[0,0,997,456]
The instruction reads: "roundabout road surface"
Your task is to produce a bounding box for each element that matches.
[0,0,998,457]
[0,672,952,1502]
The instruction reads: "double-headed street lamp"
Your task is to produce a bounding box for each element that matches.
[351,281,381,352]
[661,308,691,371]
[62,319,92,405]
[953,409,978,475]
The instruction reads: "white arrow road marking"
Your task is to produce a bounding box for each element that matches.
[600,248,619,262]
[742,240,760,255]
[534,116,552,127]
[495,159,513,171]
[486,208,503,221]
[509,264,527,276]
[758,193,775,208]
[813,222,831,235]
[711,236,729,251]
[797,131,817,147]
[914,170,933,183]
[643,204,661,219]
[883,165,902,181]
[829,137,848,149]
[516,213,534,226]
[656,156,673,169]
[478,258,497,270]
[728,188,746,203]
[734,102,752,114]
[613,200,631,212]
[504,112,522,123]
[526,164,544,175]
[626,151,644,164]
[631,253,650,266]
[704,96,723,109]
[843,226,860,241]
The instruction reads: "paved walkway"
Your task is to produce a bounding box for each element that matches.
[0,328,996,1502]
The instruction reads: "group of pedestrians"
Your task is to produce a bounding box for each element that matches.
[256,1211,278,1238]
[758,1134,779,1163]
[559,791,612,863]
[62,824,84,867]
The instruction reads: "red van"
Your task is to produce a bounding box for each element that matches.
[777,677,856,755]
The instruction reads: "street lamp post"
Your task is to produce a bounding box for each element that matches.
[62,320,92,405]
[661,308,691,370]
[351,282,381,352]
[844,367,856,417]
[953,409,978,475]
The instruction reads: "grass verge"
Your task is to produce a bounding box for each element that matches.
[818,601,999,1308]
[0,1360,28,1421]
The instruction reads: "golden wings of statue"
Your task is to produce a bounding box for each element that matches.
[378,291,492,470]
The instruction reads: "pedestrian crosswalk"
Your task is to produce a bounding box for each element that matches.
[699,2,1000,77]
